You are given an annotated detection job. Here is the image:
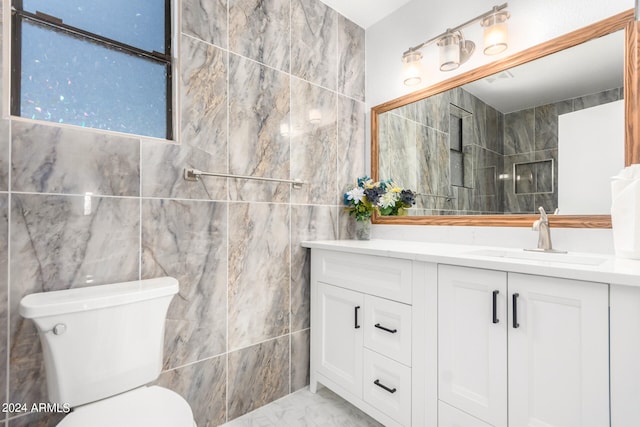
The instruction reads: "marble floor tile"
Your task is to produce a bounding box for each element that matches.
[220,387,383,427]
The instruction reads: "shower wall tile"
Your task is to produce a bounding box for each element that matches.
[0,119,9,191]
[228,336,290,420]
[573,87,621,111]
[141,139,228,200]
[415,92,449,134]
[11,122,140,196]
[229,0,290,72]
[290,205,337,332]
[291,329,310,391]
[0,194,7,408]
[337,96,366,193]
[534,101,571,151]
[291,0,338,90]
[228,54,290,203]
[416,125,437,196]
[228,203,290,350]
[182,0,227,48]
[142,199,228,369]
[9,194,139,408]
[290,78,337,205]
[156,356,227,427]
[180,35,228,167]
[338,16,365,101]
[382,115,416,191]
[504,109,534,155]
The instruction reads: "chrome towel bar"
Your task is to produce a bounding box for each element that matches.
[183,168,305,189]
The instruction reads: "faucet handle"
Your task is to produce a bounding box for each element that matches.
[538,206,548,222]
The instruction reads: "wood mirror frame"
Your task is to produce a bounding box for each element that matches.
[371,9,640,228]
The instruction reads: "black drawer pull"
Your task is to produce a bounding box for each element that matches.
[374,379,397,394]
[492,290,499,324]
[512,293,520,328]
[354,306,361,329]
[374,323,398,334]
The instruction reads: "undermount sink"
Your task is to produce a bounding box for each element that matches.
[466,249,607,266]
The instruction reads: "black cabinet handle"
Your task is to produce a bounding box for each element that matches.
[512,293,520,328]
[374,379,397,394]
[492,290,499,324]
[354,306,361,329]
[374,323,398,334]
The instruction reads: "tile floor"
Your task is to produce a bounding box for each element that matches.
[220,387,384,427]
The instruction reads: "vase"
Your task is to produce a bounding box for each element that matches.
[355,219,371,240]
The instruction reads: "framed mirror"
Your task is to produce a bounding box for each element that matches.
[371,9,640,228]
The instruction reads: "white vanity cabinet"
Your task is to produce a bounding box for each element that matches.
[438,265,610,427]
[310,249,413,427]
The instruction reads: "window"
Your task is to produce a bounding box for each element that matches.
[11,0,172,139]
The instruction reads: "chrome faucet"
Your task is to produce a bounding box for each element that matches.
[532,206,553,251]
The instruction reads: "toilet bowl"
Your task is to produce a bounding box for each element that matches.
[57,386,195,427]
[19,277,196,427]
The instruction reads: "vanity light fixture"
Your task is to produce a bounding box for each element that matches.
[401,3,510,85]
[401,51,424,86]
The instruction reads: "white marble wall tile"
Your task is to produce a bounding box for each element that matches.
[228,54,290,203]
[0,194,7,409]
[182,0,228,48]
[156,355,227,427]
[180,35,228,164]
[291,0,338,90]
[229,0,290,72]
[0,119,8,191]
[291,329,310,391]
[142,199,227,369]
[141,140,228,200]
[290,78,337,205]
[9,194,140,408]
[11,122,140,196]
[337,96,366,202]
[228,203,290,350]
[338,16,365,101]
[290,205,336,332]
[228,336,290,420]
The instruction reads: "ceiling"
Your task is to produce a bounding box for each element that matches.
[463,30,624,114]
[318,0,413,28]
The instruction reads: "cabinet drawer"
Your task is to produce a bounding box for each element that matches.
[313,249,412,304]
[363,349,411,426]
[364,295,412,366]
[439,400,493,427]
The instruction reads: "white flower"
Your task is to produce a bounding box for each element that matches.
[378,191,398,208]
[346,187,365,204]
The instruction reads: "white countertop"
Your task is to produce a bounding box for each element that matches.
[302,239,640,287]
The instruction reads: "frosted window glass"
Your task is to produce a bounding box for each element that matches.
[20,21,167,138]
[23,0,166,53]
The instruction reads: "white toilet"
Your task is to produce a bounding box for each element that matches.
[19,277,196,427]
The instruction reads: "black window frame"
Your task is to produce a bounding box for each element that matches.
[10,0,174,140]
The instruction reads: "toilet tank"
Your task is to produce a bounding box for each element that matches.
[19,277,179,408]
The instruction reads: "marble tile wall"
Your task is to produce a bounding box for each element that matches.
[0,0,365,425]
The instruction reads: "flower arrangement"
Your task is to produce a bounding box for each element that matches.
[343,176,416,220]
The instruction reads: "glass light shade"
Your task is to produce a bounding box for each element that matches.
[482,11,510,55]
[438,34,461,71]
[402,51,423,86]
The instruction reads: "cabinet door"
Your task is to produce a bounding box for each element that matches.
[315,282,364,397]
[438,265,508,427]
[508,273,609,427]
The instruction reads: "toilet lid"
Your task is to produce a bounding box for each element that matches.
[57,386,194,427]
